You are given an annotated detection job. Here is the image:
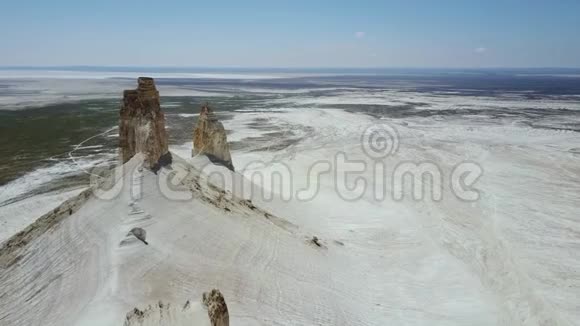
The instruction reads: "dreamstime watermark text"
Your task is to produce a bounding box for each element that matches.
[89,123,483,203]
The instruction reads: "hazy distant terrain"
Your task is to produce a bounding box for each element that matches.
[2,67,579,197]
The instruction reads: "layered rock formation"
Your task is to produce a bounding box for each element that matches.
[119,77,169,168]
[193,104,235,171]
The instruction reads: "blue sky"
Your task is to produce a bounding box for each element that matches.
[1,0,579,67]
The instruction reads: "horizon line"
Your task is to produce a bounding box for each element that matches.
[1,65,580,71]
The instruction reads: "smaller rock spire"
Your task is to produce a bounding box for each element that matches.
[193,104,235,171]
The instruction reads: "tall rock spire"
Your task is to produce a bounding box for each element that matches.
[193,104,235,171]
[119,77,169,167]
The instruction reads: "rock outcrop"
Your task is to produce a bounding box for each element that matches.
[203,289,229,326]
[119,77,169,168]
[123,290,229,326]
[151,151,173,174]
[127,227,148,245]
[193,104,235,171]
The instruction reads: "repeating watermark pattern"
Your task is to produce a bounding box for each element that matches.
[89,123,483,203]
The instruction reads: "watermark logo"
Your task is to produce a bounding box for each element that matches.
[361,123,399,159]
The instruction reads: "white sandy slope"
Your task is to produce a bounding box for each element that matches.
[1,152,397,326]
[0,188,85,241]
[216,107,580,325]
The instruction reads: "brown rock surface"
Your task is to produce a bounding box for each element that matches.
[119,77,169,167]
[193,104,234,171]
[203,289,229,326]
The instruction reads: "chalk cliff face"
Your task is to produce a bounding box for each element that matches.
[193,104,234,171]
[119,77,169,167]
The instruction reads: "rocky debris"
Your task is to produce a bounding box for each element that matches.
[119,77,169,168]
[124,307,146,325]
[151,151,173,174]
[123,300,203,326]
[202,289,229,326]
[311,236,322,247]
[308,236,326,249]
[193,104,235,171]
[123,291,229,326]
[172,159,297,232]
[241,199,257,210]
[127,227,148,245]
